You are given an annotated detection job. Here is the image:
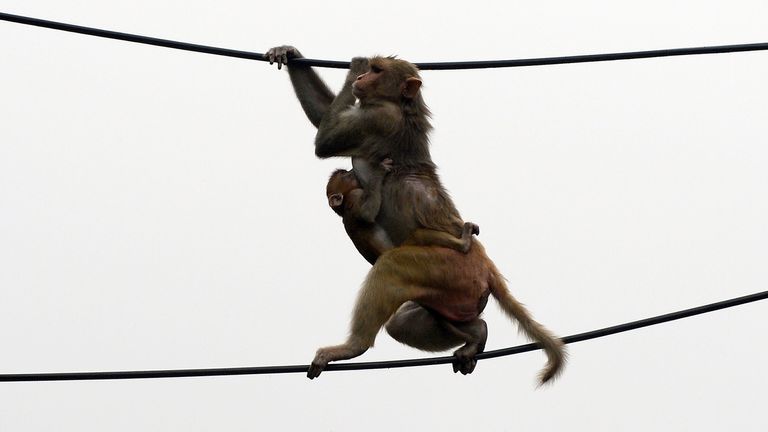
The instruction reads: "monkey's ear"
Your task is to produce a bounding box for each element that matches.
[328,193,344,208]
[402,77,422,99]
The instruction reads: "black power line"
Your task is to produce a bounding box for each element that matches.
[2,11,768,70]
[1,289,765,382]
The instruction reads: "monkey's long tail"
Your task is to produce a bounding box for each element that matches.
[489,267,567,385]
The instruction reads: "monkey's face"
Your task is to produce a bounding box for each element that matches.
[326,170,360,216]
[352,63,383,100]
[354,57,423,102]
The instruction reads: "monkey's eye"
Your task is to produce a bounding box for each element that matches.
[370,65,383,73]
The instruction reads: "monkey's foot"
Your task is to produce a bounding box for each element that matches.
[450,320,487,375]
[307,343,368,379]
[459,222,481,253]
[452,344,481,375]
[307,351,329,379]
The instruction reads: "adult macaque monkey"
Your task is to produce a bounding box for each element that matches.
[265,46,566,383]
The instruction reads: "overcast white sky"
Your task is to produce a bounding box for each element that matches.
[1,1,767,431]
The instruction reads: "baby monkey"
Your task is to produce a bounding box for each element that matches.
[327,160,479,264]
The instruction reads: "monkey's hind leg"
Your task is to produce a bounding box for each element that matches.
[460,222,480,252]
[307,342,369,379]
[448,319,488,375]
[385,301,466,351]
[385,302,488,375]
[308,260,415,379]
[401,222,480,254]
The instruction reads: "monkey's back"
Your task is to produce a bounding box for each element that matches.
[378,240,494,322]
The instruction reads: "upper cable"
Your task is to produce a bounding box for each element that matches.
[1,12,767,70]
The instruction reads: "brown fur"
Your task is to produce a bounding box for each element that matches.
[310,242,566,383]
[266,46,566,383]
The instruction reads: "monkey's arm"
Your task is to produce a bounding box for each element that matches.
[314,57,371,157]
[344,168,383,225]
[314,58,401,159]
[353,163,389,224]
[265,46,334,128]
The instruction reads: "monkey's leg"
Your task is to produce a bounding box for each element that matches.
[402,222,480,254]
[385,302,488,375]
[385,301,465,351]
[264,46,335,128]
[448,319,488,375]
[308,265,414,379]
[306,342,369,380]
[459,222,481,252]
